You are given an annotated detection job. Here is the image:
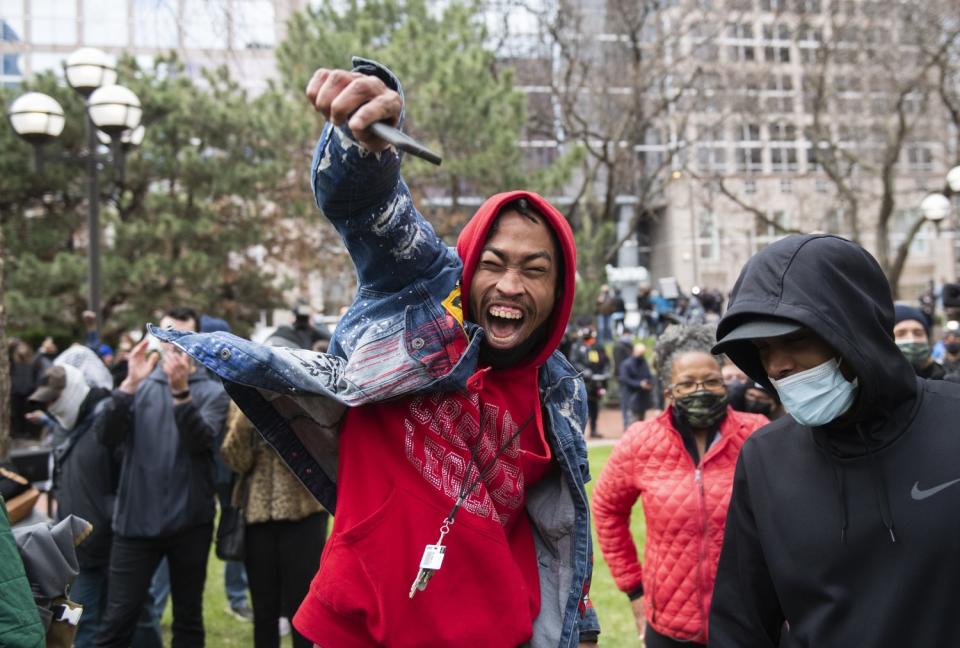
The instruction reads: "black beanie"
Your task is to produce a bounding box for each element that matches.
[893,304,930,337]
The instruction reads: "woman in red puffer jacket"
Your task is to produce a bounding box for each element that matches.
[593,324,768,647]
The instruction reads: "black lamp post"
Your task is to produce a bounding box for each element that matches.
[7,47,143,334]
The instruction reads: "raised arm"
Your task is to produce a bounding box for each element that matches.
[100,339,158,447]
[305,60,454,295]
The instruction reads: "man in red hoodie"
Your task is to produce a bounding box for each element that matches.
[280,62,600,647]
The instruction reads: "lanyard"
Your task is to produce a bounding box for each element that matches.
[445,411,536,525]
[409,410,537,598]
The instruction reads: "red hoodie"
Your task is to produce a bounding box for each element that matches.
[294,192,577,647]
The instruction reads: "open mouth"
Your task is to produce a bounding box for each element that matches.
[486,304,525,343]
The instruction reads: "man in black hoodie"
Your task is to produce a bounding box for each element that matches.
[708,234,960,647]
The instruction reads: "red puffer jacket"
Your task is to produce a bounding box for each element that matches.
[592,407,767,643]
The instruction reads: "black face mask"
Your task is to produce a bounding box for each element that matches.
[946,342,960,355]
[674,391,728,429]
[744,399,774,417]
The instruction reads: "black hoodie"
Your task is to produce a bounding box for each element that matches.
[709,235,960,647]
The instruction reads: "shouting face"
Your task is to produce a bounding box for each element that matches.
[469,210,559,351]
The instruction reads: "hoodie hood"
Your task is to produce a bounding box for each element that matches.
[457,190,577,368]
[716,235,917,440]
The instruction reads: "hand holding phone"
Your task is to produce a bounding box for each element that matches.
[120,338,160,395]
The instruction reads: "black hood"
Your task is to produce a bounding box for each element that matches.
[717,235,917,436]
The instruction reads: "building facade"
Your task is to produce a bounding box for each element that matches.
[4,0,957,312]
[0,0,306,93]
[511,0,960,302]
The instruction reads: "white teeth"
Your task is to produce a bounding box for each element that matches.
[489,306,523,320]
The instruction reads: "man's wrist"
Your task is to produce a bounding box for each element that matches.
[119,377,138,395]
[171,388,191,401]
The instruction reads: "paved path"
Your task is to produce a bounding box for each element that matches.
[586,406,628,447]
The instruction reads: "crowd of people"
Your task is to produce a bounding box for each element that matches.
[6,55,960,648]
[5,306,332,648]
[564,277,960,441]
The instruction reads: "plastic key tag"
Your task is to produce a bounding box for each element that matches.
[419,544,446,571]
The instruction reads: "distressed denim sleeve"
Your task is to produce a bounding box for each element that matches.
[309,62,453,295]
[311,125,451,294]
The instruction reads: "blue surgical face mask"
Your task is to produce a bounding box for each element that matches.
[769,357,858,427]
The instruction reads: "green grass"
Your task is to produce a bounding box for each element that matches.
[167,444,642,646]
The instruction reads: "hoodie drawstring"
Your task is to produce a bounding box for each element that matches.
[855,424,897,544]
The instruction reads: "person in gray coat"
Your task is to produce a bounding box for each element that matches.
[93,308,230,648]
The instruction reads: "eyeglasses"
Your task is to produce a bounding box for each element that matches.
[669,378,725,396]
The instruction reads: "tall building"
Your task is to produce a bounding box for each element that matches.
[0,0,356,322]
[0,1,307,93]
[4,0,956,313]
[511,0,960,303]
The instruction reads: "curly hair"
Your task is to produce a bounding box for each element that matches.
[653,324,721,385]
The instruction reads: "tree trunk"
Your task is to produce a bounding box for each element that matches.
[886,213,928,300]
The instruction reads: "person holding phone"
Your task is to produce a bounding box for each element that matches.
[93,307,230,648]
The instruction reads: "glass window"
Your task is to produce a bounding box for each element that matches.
[806,142,821,171]
[696,125,727,174]
[134,0,179,48]
[735,123,763,174]
[697,145,727,174]
[736,147,763,173]
[726,22,756,63]
[182,0,227,49]
[755,210,789,251]
[698,212,719,260]
[892,209,930,255]
[771,147,798,173]
[3,52,21,75]
[32,0,77,45]
[233,0,275,49]
[30,51,66,76]
[83,0,128,46]
[906,145,934,172]
[1,0,24,42]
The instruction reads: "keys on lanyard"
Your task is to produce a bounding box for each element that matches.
[409,517,453,598]
[406,415,531,600]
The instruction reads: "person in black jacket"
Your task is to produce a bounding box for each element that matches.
[570,327,610,438]
[709,234,960,647]
[617,342,653,427]
[94,308,230,648]
[29,364,113,648]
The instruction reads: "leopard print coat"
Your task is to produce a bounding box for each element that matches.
[220,404,325,524]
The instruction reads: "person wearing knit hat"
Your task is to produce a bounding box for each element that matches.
[893,303,945,380]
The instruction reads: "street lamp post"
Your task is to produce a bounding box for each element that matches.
[7,48,143,334]
[920,165,960,282]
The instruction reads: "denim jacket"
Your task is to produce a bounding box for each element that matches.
[152,58,599,647]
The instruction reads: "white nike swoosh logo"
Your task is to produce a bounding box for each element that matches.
[911,478,960,501]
